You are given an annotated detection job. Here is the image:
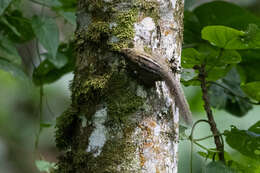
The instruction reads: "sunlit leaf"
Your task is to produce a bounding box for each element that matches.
[35,160,56,173]
[201,26,245,49]
[202,25,260,49]
[248,121,260,134]
[241,82,260,101]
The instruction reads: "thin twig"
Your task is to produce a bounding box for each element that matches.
[198,64,225,163]
[189,119,210,173]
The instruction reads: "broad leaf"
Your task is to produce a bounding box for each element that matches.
[197,44,241,66]
[219,50,241,64]
[194,1,260,30]
[201,26,247,49]
[183,11,202,44]
[225,125,260,160]
[182,48,202,68]
[0,16,21,37]
[2,10,35,42]
[248,121,260,134]
[0,34,21,64]
[206,65,232,83]
[0,58,27,80]
[33,42,75,85]
[0,0,11,15]
[32,16,59,59]
[209,68,252,116]
[241,82,260,101]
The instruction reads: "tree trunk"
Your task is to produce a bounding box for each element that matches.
[55,0,185,172]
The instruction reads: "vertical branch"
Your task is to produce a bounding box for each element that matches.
[198,65,225,162]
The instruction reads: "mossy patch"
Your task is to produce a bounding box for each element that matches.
[106,72,144,122]
[85,21,109,43]
[108,9,138,50]
[135,0,160,24]
[55,108,81,150]
[55,137,138,173]
[82,0,160,51]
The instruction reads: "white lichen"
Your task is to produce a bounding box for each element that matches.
[86,106,108,157]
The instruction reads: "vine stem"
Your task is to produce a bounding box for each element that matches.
[198,64,225,163]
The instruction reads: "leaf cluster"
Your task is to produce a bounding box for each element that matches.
[183,1,260,172]
[0,0,76,85]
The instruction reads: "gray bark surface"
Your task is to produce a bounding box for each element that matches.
[54,0,185,172]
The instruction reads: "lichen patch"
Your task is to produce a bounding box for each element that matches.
[86,106,108,157]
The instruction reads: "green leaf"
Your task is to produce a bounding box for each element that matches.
[194,1,260,30]
[249,121,260,134]
[197,44,241,66]
[241,82,260,101]
[206,65,232,82]
[181,78,200,86]
[58,0,77,11]
[0,16,21,37]
[181,48,202,68]
[43,52,68,69]
[225,126,260,160]
[58,11,76,26]
[32,42,75,85]
[40,123,52,128]
[238,50,260,83]
[33,0,61,7]
[203,161,235,173]
[0,34,21,64]
[32,16,59,59]
[219,50,241,64]
[0,0,11,15]
[201,26,245,49]
[2,10,35,43]
[209,68,252,117]
[0,58,27,80]
[183,11,202,44]
[35,160,56,173]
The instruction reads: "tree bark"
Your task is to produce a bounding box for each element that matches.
[55,0,185,172]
